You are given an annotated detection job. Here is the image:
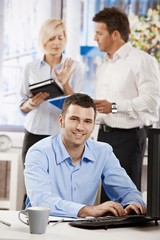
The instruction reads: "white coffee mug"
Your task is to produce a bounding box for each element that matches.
[18,206,50,234]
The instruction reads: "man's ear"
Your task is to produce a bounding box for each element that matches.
[58,114,64,127]
[112,30,120,40]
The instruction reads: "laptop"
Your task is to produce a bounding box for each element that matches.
[69,128,160,229]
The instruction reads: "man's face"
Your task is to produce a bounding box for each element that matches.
[94,22,114,53]
[59,104,95,148]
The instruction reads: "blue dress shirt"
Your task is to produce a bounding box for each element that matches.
[24,135,145,218]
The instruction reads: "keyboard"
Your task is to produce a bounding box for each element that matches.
[69,215,155,229]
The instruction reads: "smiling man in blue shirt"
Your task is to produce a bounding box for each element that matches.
[24,93,146,218]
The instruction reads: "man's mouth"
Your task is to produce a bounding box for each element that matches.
[74,132,84,138]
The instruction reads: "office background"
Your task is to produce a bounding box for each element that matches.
[0,0,160,209]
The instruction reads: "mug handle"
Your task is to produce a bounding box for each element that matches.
[18,210,29,225]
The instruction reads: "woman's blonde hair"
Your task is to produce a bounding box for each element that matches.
[38,18,67,52]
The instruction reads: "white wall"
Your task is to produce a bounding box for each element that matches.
[0,131,24,149]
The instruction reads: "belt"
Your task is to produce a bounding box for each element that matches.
[99,124,143,132]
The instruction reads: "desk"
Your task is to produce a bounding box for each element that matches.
[0,211,159,240]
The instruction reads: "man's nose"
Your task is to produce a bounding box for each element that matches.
[76,121,84,130]
[94,35,97,41]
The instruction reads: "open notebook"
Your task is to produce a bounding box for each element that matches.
[29,79,64,100]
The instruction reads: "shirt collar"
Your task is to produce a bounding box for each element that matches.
[54,135,70,164]
[82,141,96,163]
[105,42,132,61]
[38,53,66,68]
[55,135,96,164]
[116,42,132,58]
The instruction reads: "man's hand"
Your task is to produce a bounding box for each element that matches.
[94,99,112,114]
[78,201,147,218]
[78,201,126,218]
[124,204,147,215]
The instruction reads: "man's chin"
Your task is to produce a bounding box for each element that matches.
[73,138,85,145]
[98,47,104,52]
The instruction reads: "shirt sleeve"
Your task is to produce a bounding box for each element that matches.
[102,149,146,207]
[19,63,31,107]
[24,147,85,218]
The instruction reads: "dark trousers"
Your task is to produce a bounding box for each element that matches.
[22,130,50,209]
[98,126,146,203]
[22,129,50,165]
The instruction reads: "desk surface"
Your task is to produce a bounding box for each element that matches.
[0,211,160,240]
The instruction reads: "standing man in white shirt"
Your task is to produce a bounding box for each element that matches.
[92,7,160,202]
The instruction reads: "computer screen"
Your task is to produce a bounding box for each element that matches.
[147,128,160,219]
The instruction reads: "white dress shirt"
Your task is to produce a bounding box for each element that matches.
[95,42,160,128]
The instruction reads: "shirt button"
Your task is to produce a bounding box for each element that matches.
[74,187,76,191]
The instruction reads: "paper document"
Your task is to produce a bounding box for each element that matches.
[48,95,68,109]
[49,216,93,223]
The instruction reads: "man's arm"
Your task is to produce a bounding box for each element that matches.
[24,145,86,218]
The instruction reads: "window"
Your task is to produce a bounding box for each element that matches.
[0,0,53,130]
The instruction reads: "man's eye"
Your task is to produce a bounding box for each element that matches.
[85,120,92,124]
[71,117,78,121]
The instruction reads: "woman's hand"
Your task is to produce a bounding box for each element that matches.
[28,92,49,107]
[54,58,73,86]
[20,92,49,113]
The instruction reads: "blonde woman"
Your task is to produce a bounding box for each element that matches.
[20,18,83,164]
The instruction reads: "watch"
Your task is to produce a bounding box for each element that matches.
[111,102,117,114]
[0,134,12,151]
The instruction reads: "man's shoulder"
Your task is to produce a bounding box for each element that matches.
[85,139,114,164]
[127,46,159,69]
[131,46,156,61]
[30,135,56,151]
[86,138,112,151]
